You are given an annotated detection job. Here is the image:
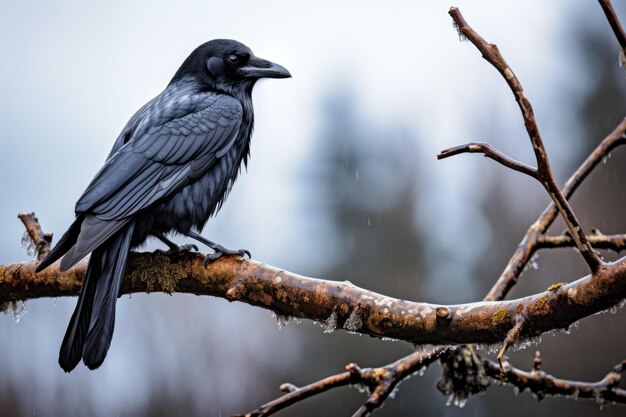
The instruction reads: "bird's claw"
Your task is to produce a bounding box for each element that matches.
[203,247,251,266]
[155,243,199,256]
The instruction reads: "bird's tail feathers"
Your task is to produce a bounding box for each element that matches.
[58,220,135,372]
[35,215,84,273]
[60,216,128,272]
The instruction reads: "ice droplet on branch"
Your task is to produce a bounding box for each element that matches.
[21,231,37,258]
[1,301,28,323]
[272,313,292,330]
[322,311,337,333]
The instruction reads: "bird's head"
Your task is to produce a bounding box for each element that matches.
[170,39,291,96]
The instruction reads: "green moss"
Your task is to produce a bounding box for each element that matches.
[529,295,551,316]
[547,282,566,292]
[126,253,186,294]
[491,307,510,328]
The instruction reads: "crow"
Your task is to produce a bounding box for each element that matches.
[35,39,291,372]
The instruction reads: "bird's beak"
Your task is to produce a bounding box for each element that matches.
[240,57,291,79]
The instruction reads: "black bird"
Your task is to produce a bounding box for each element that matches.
[35,39,291,372]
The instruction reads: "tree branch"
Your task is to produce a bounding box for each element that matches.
[237,349,443,417]
[486,118,626,301]
[537,230,626,252]
[242,4,626,414]
[2,252,625,348]
[599,0,626,50]
[437,142,538,179]
[17,212,52,261]
[447,6,603,272]
[486,352,626,404]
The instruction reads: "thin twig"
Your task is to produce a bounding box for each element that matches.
[234,371,352,417]
[485,354,626,404]
[237,349,444,417]
[497,315,525,371]
[448,6,603,272]
[486,118,626,301]
[537,231,626,252]
[599,0,626,49]
[437,142,538,179]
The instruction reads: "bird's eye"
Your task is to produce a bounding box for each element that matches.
[226,54,240,66]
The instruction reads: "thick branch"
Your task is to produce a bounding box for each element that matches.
[2,253,625,347]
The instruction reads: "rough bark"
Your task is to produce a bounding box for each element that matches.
[2,252,624,347]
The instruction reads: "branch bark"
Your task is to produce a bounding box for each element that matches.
[17,212,52,261]
[1,252,625,347]
[485,352,626,404]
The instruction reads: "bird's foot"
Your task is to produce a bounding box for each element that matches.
[155,243,199,256]
[203,245,251,265]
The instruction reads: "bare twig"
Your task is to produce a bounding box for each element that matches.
[235,371,352,417]
[437,142,538,179]
[486,118,626,301]
[17,213,53,261]
[485,353,626,404]
[537,231,626,252]
[237,349,444,417]
[496,314,525,372]
[447,6,603,272]
[599,0,626,49]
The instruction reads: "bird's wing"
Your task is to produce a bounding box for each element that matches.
[75,92,243,221]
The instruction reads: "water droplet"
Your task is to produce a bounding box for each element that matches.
[367,218,371,227]
[380,336,398,342]
[272,313,292,330]
[452,21,468,42]
[21,232,37,258]
[322,312,337,333]
[344,307,363,331]
[1,301,27,323]
[512,336,542,351]
[523,254,540,273]
[355,169,359,181]
[445,394,468,408]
